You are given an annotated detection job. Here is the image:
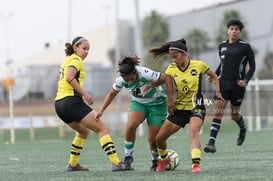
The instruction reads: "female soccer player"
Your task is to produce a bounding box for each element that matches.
[96,56,167,171]
[149,38,223,173]
[54,36,125,172]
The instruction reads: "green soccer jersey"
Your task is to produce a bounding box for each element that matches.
[113,66,166,105]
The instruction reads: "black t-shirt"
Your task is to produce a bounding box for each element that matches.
[215,39,256,83]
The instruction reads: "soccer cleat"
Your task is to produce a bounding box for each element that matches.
[111,162,127,172]
[66,163,89,171]
[203,144,217,153]
[192,164,201,173]
[156,157,171,172]
[150,159,158,171]
[237,128,246,146]
[123,156,134,171]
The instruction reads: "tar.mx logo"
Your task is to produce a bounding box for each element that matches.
[192,96,213,107]
[204,98,213,106]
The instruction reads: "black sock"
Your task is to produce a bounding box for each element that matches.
[208,119,221,145]
[192,158,201,165]
[234,116,246,130]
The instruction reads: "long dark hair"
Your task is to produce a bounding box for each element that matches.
[118,56,140,76]
[149,38,188,59]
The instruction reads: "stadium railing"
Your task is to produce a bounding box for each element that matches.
[246,78,273,131]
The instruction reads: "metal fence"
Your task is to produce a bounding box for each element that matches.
[246,79,273,131]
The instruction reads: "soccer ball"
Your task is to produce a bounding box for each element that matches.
[165,149,180,171]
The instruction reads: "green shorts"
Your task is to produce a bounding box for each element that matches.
[128,97,167,127]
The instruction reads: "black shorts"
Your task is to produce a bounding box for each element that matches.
[55,96,92,124]
[167,109,206,128]
[217,79,245,106]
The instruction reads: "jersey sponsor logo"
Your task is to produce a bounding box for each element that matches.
[182,86,190,93]
[131,87,141,96]
[182,79,187,83]
[115,84,122,89]
[190,69,197,76]
[151,72,159,78]
[144,69,149,73]
[173,74,178,78]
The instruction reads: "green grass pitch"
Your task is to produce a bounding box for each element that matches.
[0,121,272,181]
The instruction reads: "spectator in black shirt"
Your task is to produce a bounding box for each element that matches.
[204,19,256,153]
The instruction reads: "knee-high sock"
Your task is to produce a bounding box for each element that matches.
[69,136,86,167]
[100,134,120,165]
[191,148,201,167]
[157,148,168,160]
[234,116,246,129]
[208,118,221,145]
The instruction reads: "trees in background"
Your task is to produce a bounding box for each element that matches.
[108,9,272,80]
[215,9,249,44]
[258,51,273,79]
[142,10,169,72]
[185,28,210,59]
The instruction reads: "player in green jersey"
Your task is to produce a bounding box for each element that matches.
[96,56,167,171]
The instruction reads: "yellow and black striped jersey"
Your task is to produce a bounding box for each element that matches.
[165,60,209,110]
[55,54,85,100]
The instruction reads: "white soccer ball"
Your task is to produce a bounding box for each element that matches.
[165,149,180,171]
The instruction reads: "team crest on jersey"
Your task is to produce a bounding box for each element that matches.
[190,69,198,76]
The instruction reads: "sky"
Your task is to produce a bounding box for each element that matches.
[0,0,232,68]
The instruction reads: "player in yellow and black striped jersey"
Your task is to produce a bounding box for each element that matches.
[55,54,85,100]
[165,60,209,111]
[149,38,223,173]
[54,36,125,172]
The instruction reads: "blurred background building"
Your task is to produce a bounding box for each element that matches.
[0,0,272,112]
[0,0,273,138]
